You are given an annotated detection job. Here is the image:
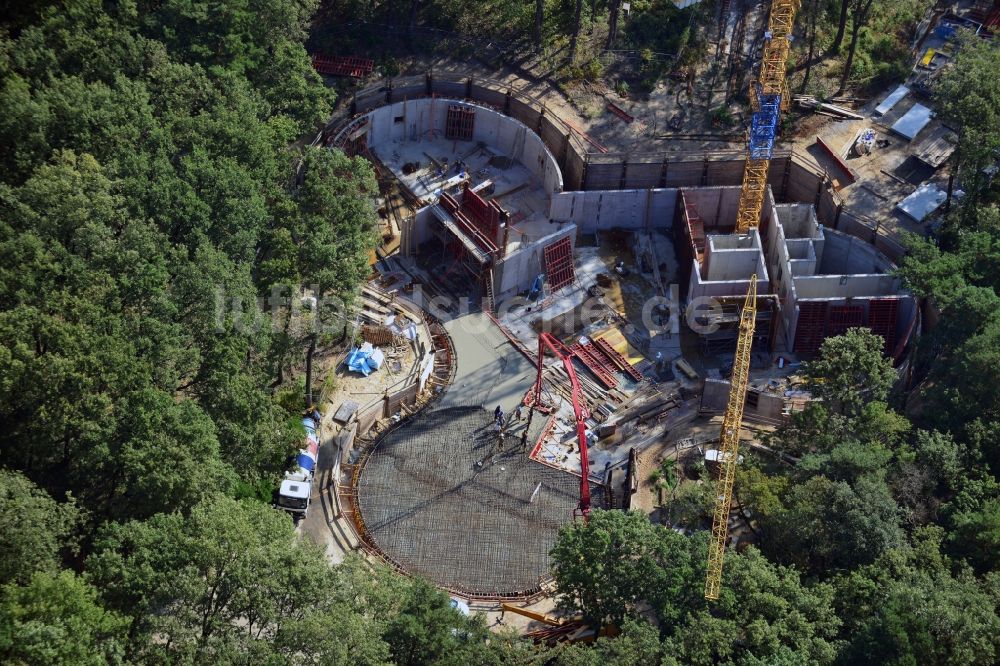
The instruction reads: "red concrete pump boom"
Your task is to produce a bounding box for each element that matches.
[533,332,591,518]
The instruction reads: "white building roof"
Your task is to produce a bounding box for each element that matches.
[874,85,909,116]
[891,104,934,141]
[896,183,947,222]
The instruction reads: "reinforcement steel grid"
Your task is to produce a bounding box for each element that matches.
[355,404,603,597]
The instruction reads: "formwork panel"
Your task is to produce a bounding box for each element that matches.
[827,305,866,337]
[436,81,466,98]
[543,237,576,291]
[705,160,746,186]
[794,301,828,355]
[539,115,566,154]
[445,105,475,140]
[868,298,899,355]
[507,98,539,130]
[623,162,663,188]
[472,84,507,109]
[663,161,704,187]
[564,150,586,191]
[584,162,623,190]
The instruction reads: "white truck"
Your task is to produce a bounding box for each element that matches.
[276,412,320,518]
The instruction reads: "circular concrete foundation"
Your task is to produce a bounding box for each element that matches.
[356,405,599,596]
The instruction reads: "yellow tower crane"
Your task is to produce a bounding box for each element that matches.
[704,0,799,600]
[704,275,758,601]
[735,0,800,233]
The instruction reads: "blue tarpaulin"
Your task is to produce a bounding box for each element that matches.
[345,343,385,376]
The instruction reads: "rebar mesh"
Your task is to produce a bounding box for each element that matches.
[357,405,601,595]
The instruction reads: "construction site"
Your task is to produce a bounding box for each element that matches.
[303,0,940,624]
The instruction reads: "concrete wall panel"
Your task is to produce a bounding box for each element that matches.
[494,224,576,299]
[549,189,677,232]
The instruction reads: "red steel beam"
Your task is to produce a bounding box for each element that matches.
[535,333,592,518]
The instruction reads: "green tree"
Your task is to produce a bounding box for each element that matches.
[948,497,1000,575]
[383,577,495,666]
[550,509,702,629]
[289,146,379,298]
[935,34,1000,212]
[0,570,127,665]
[665,548,841,666]
[804,328,897,417]
[86,495,342,662]
[835,527,1000,665]
[0,470,80,585]
[553,618,664,666]
[760,475,904,574]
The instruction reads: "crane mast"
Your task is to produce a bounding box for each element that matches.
[704,275,758,600]
[705,0,799,599]
[735,0,800,233]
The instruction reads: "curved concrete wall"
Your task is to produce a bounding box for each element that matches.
[341,98,563,196]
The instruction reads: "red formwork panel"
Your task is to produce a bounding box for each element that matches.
[461,186,500,241]
[445,105,475,140]
[439,192,460,215]
[569,343,618,389]
[439,193,498,254]
[827,305,866,338]
[311,55,374,78]
[867,298,899,356]
[543,237,576,292]
[593,338,644,382]
[681,192,706,260]
[794,301,828,355]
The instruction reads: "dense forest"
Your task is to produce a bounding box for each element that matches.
[2,1,1000,664]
